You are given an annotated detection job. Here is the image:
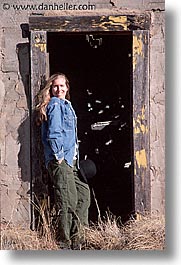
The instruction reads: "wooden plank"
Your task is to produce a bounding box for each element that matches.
[30,31,47,99]
[132,30,150,213]
[29,15,150,32]
[127,15,150,30]
[30,31,49,229]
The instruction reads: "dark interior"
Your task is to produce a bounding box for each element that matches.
[47,32,134,222]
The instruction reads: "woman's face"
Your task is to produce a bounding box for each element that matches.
[51,76,68,99]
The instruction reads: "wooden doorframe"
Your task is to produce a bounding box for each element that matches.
[29,14,150,226]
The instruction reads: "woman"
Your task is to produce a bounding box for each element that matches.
[35,73,90,249]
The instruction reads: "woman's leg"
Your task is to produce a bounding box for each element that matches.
[48,159,78,248]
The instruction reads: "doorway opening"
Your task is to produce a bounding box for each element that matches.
[47,32,134,222]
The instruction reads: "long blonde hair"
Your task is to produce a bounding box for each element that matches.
[35,73,70,125]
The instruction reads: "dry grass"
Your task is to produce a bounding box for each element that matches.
[0,203,59,250]
[85,213,165,250]
[1,212,165,250]
[1,224,59,250]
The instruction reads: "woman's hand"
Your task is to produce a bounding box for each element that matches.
[58,158,64,164]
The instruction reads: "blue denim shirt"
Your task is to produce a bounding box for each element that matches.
[41,97,78,168]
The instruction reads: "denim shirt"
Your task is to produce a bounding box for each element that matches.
[41,97,78,168]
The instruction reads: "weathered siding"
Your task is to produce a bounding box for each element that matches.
[150,11,165,214]
[0,25,30,225]
[0,0,165,225]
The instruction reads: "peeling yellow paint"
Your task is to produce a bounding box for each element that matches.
[133,119,135,127]
[109,16,127,30]
[133,34,144,71]
[34,43,46,53]
[136,149,147,168]
[134,126,141,134]
[93,19,107,30]
[140,124,148,134]
[134,105,148,134]
[94,16,127,30]
[135,212,142,221]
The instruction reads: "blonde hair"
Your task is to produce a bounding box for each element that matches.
[35,73,70,125]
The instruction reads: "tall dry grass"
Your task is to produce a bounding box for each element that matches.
[85,213,165,250]
[1,211,165,250]
[1,198,59,250]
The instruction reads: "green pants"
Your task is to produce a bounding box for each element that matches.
[47,159,90,248]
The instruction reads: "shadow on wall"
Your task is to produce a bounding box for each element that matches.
[17,117,31,183]
[16,42,31,185]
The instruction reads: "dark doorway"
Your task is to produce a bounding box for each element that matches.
[47,32,134,222]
